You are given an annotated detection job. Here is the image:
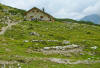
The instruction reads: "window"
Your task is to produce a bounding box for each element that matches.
[32,11,34,12]
[37,11,39,12]
[40,16,43,18]
[50,18,52,21]
[30,16,33,18]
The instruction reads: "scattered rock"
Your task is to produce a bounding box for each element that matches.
[24,40,29,43]
[48,58,71,64]
[30,32,40,36]
[44,47,50,50]
[47,40,58,42]
[66,44,79,48]
[31,40,58,42]
[48,58,100,64]
[5,48,11,52]
[41,44,82,56]
[91,46,98,49]
[0,60,17,65]
[31,40,39,42]
[43,44,79,51]
[62,40,70,44]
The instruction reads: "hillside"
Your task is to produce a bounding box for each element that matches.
[0,3,100,68]
[81,14,100,24]
[55,18,98,25]
[0,21,100,68]
[0,3,25,30]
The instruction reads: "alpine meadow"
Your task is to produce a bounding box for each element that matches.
[0,1,100,68]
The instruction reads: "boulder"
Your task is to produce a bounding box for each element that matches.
[24,40,29,43]
[91,46,98,49]
[30,32,40,36]
[62,40,70,44]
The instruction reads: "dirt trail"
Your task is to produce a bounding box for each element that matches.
[0,60,17,64]
[48,58,100,64]
[0,22,19,35]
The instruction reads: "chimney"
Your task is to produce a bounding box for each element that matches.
[42,8,45,12]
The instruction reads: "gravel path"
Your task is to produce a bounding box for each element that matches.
[0,60,17,65]
[48,58,100,64]
[0,22,20,35]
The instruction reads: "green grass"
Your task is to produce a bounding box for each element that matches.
[0,23,8,30]
[0,60,100,68]
[1,2,100,67]
[0,21,100,67]
[20,60,100,68]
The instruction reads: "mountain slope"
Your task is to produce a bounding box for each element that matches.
[0,3,25,33]
[0,21,100,67]
[0,3,100,68]
[81,14,100,24]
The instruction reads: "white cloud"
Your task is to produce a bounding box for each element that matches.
[0,0,35,10]
[0,0,100,19]
[83,1,100,15]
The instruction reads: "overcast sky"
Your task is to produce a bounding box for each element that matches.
[0,0,100,19]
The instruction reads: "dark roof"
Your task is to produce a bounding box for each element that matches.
[25,7,54,19]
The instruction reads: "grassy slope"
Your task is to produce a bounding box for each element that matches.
[0,21,100,68]
[0,3,100,68]
[0,3,25,29]
[55,18,100,26]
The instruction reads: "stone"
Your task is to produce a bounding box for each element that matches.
[24,40,29,43]
[44,47,50,50]
[5,48,11,52]
[91,46,98,49]
[31,40,39,42]
[30,32,40,36]
[71,44,79,48]
[88,58,91,60]
[62,40,70,44]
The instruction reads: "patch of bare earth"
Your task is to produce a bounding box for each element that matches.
[41,44,83,57]
[48,58,100,64]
